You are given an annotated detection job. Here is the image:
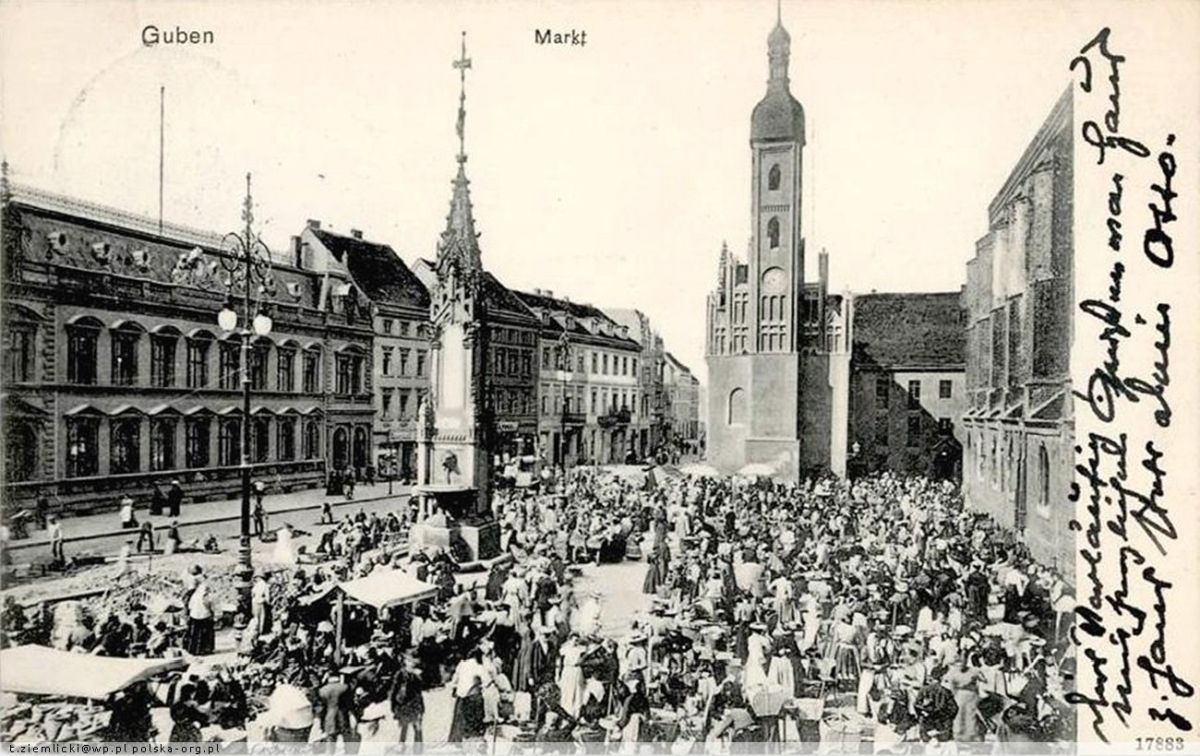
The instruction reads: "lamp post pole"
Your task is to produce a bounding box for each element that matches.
[236,205,253,630]
[218,172,276,631]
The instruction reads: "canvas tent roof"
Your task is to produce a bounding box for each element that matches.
[0,645,185,699]
[306,569,438,610]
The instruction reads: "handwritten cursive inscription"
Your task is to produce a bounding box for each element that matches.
[1068,27,1193,743]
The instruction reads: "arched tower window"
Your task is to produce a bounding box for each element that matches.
[768,164,781,191]
[727,388,746,426]
[767,217,780,249]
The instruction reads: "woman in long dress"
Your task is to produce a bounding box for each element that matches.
[767,645,796,696]
[831,618,862,687]
[447,652,488,742]
[743,630,770,695]
[770,573,795,626]
[944,656,986,742]
[513,618,538,692]
[185,581,215,655]
[558,636,587,717]
[642,543,663,595]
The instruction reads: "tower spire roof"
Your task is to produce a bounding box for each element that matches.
[438,32,482,275]
[751,3,805,144]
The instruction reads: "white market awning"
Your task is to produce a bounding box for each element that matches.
[303,569,438,611]
[0,645,185,700]
[339,569,438,609]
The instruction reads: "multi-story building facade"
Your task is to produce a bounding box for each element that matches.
[663,353,701,455]
[303,223,431,480]
[0,181,374,515]
[603,307,665,461]
[410,258,539,461]
[516,290,642,466]
[847,292,966,480]
[962,89,1074,574]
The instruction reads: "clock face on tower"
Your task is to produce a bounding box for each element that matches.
[761,267,787,295]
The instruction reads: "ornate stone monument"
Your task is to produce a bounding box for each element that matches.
[411,32,500,562]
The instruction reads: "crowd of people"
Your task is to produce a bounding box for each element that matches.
[0,467,1077,751]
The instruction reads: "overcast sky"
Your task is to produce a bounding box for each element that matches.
[2,0,1195,382]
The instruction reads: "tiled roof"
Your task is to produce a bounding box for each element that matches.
[515,290,641,347]
[664,352,694,375]
[311,229,429,310]
[480,272,538,325]
[515,290,610,323]
[852,292,965,370]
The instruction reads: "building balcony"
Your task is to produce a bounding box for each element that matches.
[561,411,587,426]
[597,408,632,427]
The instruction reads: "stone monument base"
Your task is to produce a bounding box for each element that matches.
[409,520,500,562]
[409,483,501,562]
[459,519,501,561]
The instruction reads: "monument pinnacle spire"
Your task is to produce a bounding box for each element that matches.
[439,32,482,276]
[453,30,472,164]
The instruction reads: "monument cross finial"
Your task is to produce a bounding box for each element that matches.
[453,31,472,163]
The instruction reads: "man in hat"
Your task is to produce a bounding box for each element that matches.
[316,667,359,753]
[167,480,184,518]
[390,654,425,750]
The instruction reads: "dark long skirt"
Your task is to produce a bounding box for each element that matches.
[513,634,538,692]
[185,617,215,655]
[448,692,485,742]
[642,562,661,595]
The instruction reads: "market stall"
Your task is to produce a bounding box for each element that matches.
[0,644,186,742]
[0,644,186,699]
[301,568,438,659]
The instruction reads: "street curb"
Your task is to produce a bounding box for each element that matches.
[5,489,412,553]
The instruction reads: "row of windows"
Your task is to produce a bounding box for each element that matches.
[56,320,369,396]
[491,388,535,415]
[539,384,640,417]
[873,377,954,409]
[491,326,536,346]
[60,415,323,479]
[967,432,1051,514]
[378,318,428,338]
[380,347,426,378]
[379,387,429,420]
[45,319,367,394]
[492,347,533,378]
[587,351,637,377]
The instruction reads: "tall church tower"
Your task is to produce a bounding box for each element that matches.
[705,9,815,480]
[750,14,806,353]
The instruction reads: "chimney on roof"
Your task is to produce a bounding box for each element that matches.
[350,229,363,240]
[545,290,554,299]
[306,219,321,230]
[291,236,302,268]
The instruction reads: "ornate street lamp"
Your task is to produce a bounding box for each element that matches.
[217,173,277,629]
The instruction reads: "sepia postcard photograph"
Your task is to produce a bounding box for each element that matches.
[0,0,1197,753]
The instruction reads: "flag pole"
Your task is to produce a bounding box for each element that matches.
[158,85,165,235]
